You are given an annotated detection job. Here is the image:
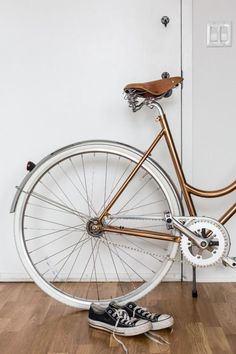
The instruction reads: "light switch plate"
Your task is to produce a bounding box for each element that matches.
[207,22,232,47]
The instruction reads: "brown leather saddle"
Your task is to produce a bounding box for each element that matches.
[124,76,183,98]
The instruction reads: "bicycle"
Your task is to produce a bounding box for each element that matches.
[11,76,236,309]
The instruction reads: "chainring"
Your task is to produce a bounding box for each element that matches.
[180,217,230,267]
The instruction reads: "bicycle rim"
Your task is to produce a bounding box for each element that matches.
[14,141,182,308]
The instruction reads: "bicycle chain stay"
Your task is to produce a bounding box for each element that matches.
[103,214,232,267]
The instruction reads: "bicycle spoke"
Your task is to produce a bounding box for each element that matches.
[122,235,164,263]
[25,227,62,231]
[129,184,159,204]
[81,155,92,216]
[115,176,153,215]
[115,199,167,215]
[85,239,101,300]
[117,185,161,214]
[110,240,156,273]
[43,236,91,276]
[27,202,78,216]
[39,180,71,209]
[20,188,88,221]
[58,162,97,216]
[35,239,86,266]
[17,146,179,306]
[101,236,145,282]
[107,155,121,196]
[103,233,124,294]
[69,157,87,196]
[107,234,137,290]
[48,171,77,211]
[97,159,134,215]
[25,223,84,241]
[25,214,85,231]
[79,238,99,282]
[28,228,82,254]
[98,244,107,281]
[52,233,87,282]
[89,153,96,215]
[103,153,108,212]
[65,232,88,281]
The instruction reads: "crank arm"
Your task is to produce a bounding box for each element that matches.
[172,218,207,249]
[165,213,208,249]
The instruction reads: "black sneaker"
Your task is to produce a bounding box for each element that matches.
[88,302,151,336]
[122,302,174,330]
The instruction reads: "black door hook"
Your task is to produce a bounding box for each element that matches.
[161,72,170,79]
[161,16,170,27]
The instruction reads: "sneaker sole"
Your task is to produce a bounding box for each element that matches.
[88,319,151,336]
[151,316,174,330]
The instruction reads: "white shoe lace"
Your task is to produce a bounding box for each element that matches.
[132,305,157,320]
[132,305,170,346]
[111,306,171,352]
[145,331,170,345]
[111,308,135,354]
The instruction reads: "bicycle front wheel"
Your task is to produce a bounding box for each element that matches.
[14,140,182,309]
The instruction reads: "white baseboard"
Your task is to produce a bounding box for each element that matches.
[0,273,31,281]
[0,271,235,282]
[183,264,236,282]
[0,272,181,282]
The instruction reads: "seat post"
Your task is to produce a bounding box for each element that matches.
[146,100,165,118]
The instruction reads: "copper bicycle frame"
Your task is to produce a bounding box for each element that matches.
[98,113,236,243]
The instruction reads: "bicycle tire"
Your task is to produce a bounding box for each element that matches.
[13,140,182,309]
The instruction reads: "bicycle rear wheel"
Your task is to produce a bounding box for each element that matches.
[14,140,182,309]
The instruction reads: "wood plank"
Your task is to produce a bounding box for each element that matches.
[205,327,233,354]
[0,282,235,354]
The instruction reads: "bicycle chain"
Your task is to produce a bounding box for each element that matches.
[100,235,227,267]
[99,237,186,264]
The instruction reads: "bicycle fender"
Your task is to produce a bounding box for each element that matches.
[10,142,77,213]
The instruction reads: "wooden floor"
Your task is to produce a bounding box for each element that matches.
[0,282,236,354]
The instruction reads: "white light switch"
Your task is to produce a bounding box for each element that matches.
[220,25,229,42]
[210,25,219,42]
[207,22,232,47]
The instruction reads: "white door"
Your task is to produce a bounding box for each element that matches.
[0,0,182,279]
[72,0,182,173]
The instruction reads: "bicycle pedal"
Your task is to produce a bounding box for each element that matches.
[222,256,236,268]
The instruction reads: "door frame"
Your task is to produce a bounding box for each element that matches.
[181,0,193,184]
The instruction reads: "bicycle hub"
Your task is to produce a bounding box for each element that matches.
[86,218,103,237]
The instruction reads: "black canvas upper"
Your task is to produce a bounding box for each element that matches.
[122,301,162,322]
[89,303,137,328]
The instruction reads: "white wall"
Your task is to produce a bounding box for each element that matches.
[184,0,236,281]
[0,0,182,280]
[0,0,235,283]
